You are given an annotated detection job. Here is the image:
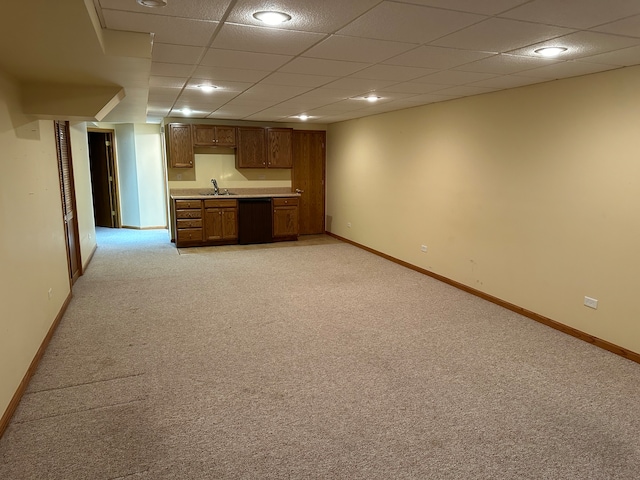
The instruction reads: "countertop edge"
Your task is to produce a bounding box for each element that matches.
[171,193,301,200]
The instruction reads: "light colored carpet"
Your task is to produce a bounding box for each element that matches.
[1,228,639,479]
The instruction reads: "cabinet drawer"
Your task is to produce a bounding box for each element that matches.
[177,218,202,229]
[204,199,237,208]
[176,209,202,219]
[175,200,202,209]
[273,197,299,207]
[177,228,203,243]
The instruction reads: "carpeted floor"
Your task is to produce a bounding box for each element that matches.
[1,228,639,479]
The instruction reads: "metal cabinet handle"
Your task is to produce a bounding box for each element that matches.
[295,189,304,193]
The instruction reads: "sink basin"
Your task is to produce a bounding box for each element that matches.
[203,191,237,196]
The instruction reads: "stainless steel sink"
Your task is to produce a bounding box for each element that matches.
[203,191,237,196]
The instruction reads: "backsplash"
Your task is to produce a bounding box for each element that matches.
[167,153,291,189]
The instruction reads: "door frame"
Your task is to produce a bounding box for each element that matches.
[87,128,121,228]
[54,120,82,284]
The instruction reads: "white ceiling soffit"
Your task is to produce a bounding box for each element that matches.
[5,0,640,124]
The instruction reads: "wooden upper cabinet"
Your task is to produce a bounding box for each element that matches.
[167,123,194,168]
[236,127,267,168]
[193,125,237,147]
[267,128,293,168]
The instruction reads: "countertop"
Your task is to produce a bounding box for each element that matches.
[170,187,300,200]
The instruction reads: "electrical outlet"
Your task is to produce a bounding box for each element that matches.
[176,174,182,181]
[347,222,352,228]
[584,296,598,309]
[420,245,427,253]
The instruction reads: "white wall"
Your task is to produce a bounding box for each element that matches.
[110,123,166,229]
[115,123,140,227]
[0,71,71,417]
[134,123,166,228]
[327,65,640,355]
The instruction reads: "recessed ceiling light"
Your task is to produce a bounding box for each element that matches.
[253,11,292,25]
[298,115,309,121]
[534,47,568,57]
[136,0,167,7]
[365,95,381,102]
[181,108,192,115]
[197,85,218,93]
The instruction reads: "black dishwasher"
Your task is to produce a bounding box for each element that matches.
[238,198,272,245]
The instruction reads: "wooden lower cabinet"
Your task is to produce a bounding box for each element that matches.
[204,199,238,243]
[175,199,203,247]
[174,196,299,247]
[272,197,299,240]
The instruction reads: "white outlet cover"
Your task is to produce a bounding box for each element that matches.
[584,296,598,309]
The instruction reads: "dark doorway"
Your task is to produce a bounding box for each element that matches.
[54,120,82,284]
[88,130,119,228]
[292,131,326,235]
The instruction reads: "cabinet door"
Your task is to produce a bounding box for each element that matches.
[215,126,237,147]
[273,206,299,238]
[267,128,293,168]
[167,124,193,168]
[193,125,216,146]
[204,208,224,241]
[236,127,266,168]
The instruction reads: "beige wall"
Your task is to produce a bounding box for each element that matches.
[0,71,72,416]
[69,122,97,267]
[327,65,640,355]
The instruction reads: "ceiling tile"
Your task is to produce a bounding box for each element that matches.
[238,84,313,102]
[383,46,494,70]
[98,0,233,21]
[593,14,640,38]
[338,1,486,44]
[350,64,438,81]
[185,79,253,92]
[226,0,383,33]
[299,87,373,101]
[150,62,195,77]
[260,72,338,87]
[321,77,398,92]
[431,18,574,52]
[208,106,261,119]
[509,31,640,59]
[102,10,217,46]
[578,45,640,66]
[516,60,617,79]
[152,44,205,65]
[192,66,270,82]
[397,0,530,15]
[201,48,293,70]
[499,0,640,29]
[415,70,498,85]
[382,82,451,94]
[302,35,416,63]
[149,76,188,88]
[453,54,562,74]
[224,98,275,108]
[468,75,547,89]
[279,57,370,76]
[392,93,457,104]
[431,85,497,96]
[211,23,326,55]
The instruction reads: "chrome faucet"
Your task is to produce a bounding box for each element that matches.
[211,178,219,195]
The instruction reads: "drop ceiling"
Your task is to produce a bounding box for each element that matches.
[4,1,640,124]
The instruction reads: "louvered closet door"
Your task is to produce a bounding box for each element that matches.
[54,120,81,283]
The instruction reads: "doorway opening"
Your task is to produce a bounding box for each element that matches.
[88,129,120,228]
